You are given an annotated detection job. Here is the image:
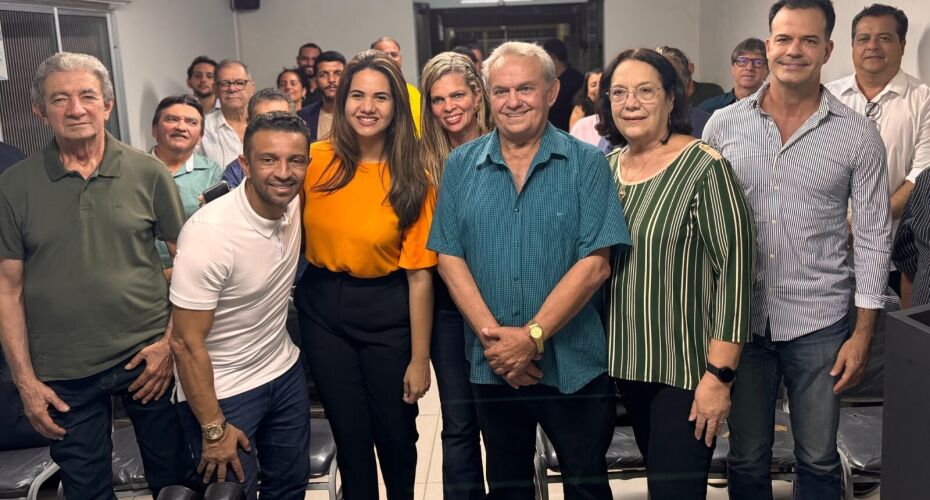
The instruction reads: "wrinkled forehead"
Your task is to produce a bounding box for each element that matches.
[374,40,401,54]
[161,103,202,121]
[44,69,103,95]
[487,55,545,86]
[217,63,248,80]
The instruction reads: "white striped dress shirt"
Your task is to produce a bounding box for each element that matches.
[704,82,893,341]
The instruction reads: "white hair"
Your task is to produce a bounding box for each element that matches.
[482,41,556,87]
[31,52,114,112]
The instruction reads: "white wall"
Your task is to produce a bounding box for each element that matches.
[234,0,419,92]
[603,0,704,78]
[111,0,236,149]
[698,0,930,90]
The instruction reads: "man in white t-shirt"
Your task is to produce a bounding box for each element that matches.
[169,112,311,500]
[826,3,930,295]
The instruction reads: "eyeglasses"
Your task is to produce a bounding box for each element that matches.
[606,86,663,104]
[734,56,766,68]
[865,101,881,121]
[217,79,250,91]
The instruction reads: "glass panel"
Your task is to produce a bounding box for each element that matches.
[0,9,57,156]
[59,13,120,140]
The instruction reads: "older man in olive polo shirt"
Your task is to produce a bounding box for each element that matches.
[428,41,631,499]
[0,53,196,499]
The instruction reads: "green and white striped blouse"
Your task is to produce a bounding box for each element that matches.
[607,140,756,390]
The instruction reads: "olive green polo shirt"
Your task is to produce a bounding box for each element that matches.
[0,133,186,381]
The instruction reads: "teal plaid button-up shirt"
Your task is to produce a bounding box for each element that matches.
[428,124,631,394]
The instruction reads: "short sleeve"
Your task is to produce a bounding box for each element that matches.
[399,184,439,270]
[427,152,465,257]
[0,184,23,260]
[169,221,232,310]
[152,165,187,241]
[576,147,631,257]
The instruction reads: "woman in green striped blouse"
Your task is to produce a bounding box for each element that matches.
[596,48,756,500]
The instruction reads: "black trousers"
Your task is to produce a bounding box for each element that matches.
[295,266,418,500]
[472,373,615,500]
[617,379,715,500]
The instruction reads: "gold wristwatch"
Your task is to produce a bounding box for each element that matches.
[201,417,227,442]
[527,321,545,354]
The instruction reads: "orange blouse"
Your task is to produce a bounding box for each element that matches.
[302,141,438,278]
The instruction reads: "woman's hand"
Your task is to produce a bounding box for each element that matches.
[688,372,732,447]
[403,358,431,404]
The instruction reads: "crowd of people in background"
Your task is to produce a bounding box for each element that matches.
[0,0,928,500]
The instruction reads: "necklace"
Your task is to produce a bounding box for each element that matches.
[618,141,664,201]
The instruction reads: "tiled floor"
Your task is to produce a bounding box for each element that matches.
[118,367,881,499]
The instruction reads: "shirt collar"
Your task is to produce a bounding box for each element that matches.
[43,132,122,181]
[836,68,908,100]
[234,179,290,239]
[473,122,568,170]
[748,81,849,119]
[148,148,200,177]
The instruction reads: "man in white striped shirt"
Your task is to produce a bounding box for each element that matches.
[702,1,892,499]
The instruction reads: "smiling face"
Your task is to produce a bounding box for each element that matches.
[586,72,602,102]
[609,59,673,147]
[730,50,769,93]
[240,129,309,219]
[853,15,904,81]
[34,70,113,143]
[277,71,306,105]
[429,72,479,142]
[152,103,202,155]
[766,6,833,89]
[487,55,558,143]
[297,46,321,78]
[344,68,394,142]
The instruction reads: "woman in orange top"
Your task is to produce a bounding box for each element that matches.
[295,50,435,500]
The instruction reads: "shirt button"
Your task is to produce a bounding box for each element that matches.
[513,311,521,317]
[769,254,775,259]
[771,219,777,224]
[774,186,780,191]
[513,207,519,213]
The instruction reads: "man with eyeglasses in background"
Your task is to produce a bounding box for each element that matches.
[197,59,255,167]
[826,3,930,296]
[700,38,770,114]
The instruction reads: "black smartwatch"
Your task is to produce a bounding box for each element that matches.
[706,362,737,383]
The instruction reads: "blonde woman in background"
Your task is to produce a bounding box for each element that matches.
[419,51,491,500]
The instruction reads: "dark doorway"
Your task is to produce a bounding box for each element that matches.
[414,0,603,75]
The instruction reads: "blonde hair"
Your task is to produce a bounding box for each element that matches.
[420,52,491,187]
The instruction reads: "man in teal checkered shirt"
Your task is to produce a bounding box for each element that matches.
[427,41,631,500]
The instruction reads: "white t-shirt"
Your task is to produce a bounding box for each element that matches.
[170,182,301,401]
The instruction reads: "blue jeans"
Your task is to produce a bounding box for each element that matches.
[179,361,310,500]
[46,354,197,500]
[431,304,486,500]
[727,318,849,500]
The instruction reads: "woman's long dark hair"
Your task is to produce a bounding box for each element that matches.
[572,69,601,117]
[314,50,427,231]
[595,49,692,148]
